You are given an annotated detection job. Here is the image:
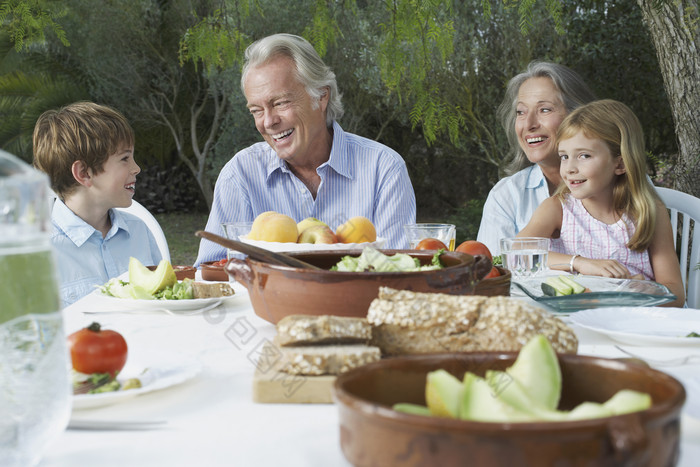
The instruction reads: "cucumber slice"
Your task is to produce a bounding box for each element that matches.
[559,275,586,294]
[541,276,573,296]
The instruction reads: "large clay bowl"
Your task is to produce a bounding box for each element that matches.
[333,353,684,467]
[225,249,493,324]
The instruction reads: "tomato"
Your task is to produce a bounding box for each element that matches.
[215,258,228,267]
[484,266,500,279]
[415,237,447,250]
[68,322,128,377]
[455,240,493,262]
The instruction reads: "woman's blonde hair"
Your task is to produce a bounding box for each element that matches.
[555,99,659,251]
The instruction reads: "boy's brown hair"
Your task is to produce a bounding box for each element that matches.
[33,101,134,199]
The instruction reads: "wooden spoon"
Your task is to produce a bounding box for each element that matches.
[195,231,322,270]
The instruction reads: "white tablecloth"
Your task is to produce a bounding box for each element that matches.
[40,285,700,467]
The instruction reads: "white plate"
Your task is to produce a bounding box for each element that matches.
[239,235,386,252]
[569,307,700,346]
[73,351,201,410]
[90,281,248,312]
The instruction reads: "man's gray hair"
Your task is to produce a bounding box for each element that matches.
[498,61,596,174]
[241,33,344,127]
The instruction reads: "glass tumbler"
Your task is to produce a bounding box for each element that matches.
[403,223,456,250]
[500,237,550,278]
[0,150,71,466]
[221,221,254,260]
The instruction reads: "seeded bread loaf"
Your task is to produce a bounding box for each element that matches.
[274,315,372,347]
[278,345,381,376]
[367,287,578,355]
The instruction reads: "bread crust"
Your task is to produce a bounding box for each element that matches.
[367,287,578,355]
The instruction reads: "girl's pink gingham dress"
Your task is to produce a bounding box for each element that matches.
[550,194,654,279]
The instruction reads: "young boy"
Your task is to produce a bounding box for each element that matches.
[33,101,164,306]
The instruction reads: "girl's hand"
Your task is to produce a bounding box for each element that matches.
[574,257,634,278]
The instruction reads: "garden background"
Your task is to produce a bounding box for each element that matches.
[2,0,697,265]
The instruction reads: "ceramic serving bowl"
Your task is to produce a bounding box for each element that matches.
[225,249,493,324]
[333,352,684,467]
[473,265,511,296]
[200,260,229,282]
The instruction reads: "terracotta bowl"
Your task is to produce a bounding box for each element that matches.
[333,353,684,467]
[473,265,511,296]
[200,260,229,282]
[147,264,195,281]
[225,249,493,324]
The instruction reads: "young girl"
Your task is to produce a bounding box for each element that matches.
[517,99,685,307]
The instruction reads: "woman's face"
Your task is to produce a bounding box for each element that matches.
[515,77,567,167]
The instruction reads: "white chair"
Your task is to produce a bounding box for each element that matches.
[656,186,700,308]
[117,200,171,263]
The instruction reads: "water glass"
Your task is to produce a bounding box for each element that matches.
[0,150,71,466]
[221,222,253,260]
[403,223,456,250]
[500,237,550,278]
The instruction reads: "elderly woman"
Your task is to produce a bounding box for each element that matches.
[477,61,596,255]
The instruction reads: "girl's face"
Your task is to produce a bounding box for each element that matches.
[515,77,567,167]
[558,131,625,200]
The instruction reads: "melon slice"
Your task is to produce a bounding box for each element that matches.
[506,334,562,410]
[128,257,177,295]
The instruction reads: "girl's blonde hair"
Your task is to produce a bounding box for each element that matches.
[555,99,659,251]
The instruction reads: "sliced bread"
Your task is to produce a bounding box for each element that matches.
[274,315,372,347]
[279,345,381,376]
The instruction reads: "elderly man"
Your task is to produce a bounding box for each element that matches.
[195,33,416,265]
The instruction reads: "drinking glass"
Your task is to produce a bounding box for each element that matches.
[403,223,456,250]
[221,222,254,260]
[0,150,71,466]
[500,237,550,278]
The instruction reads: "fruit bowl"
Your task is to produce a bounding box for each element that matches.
[333,353,684,467]
[238,236,386,253]
[473,266,511,296]
[225,249,493,324]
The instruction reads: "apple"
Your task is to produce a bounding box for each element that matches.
[297,224,338,244]
[248,211,298,242]
[296,217,328,236]
[336,216,377,243]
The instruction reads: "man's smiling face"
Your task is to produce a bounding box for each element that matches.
[244,55,329,166]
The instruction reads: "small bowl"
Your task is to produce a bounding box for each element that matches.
[147,265,195,281]
[333,353,684,467]
[226,249,493,324]
[200,260,229,282]
[473,265,511,296]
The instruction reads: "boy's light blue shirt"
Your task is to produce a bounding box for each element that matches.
[477,164,550,256]
[51,199,162,306]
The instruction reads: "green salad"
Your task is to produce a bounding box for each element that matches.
[331,246,445,272]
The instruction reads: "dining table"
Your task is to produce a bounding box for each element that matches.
[40,275,700,467]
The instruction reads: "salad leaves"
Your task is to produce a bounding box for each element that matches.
[331,246,444,272]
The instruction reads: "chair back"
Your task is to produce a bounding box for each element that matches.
[656,186,700,308]
[116,200,171,263]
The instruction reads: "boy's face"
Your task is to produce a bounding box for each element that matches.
[89,146,140,209]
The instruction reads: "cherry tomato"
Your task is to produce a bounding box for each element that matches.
[415,237,448,250]
[484,266,500,279]
[68,322,128,377]
[455,240,493,262]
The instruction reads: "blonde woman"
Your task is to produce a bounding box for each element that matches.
[517,99,685,307]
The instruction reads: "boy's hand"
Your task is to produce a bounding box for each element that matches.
[575,257,635,279]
